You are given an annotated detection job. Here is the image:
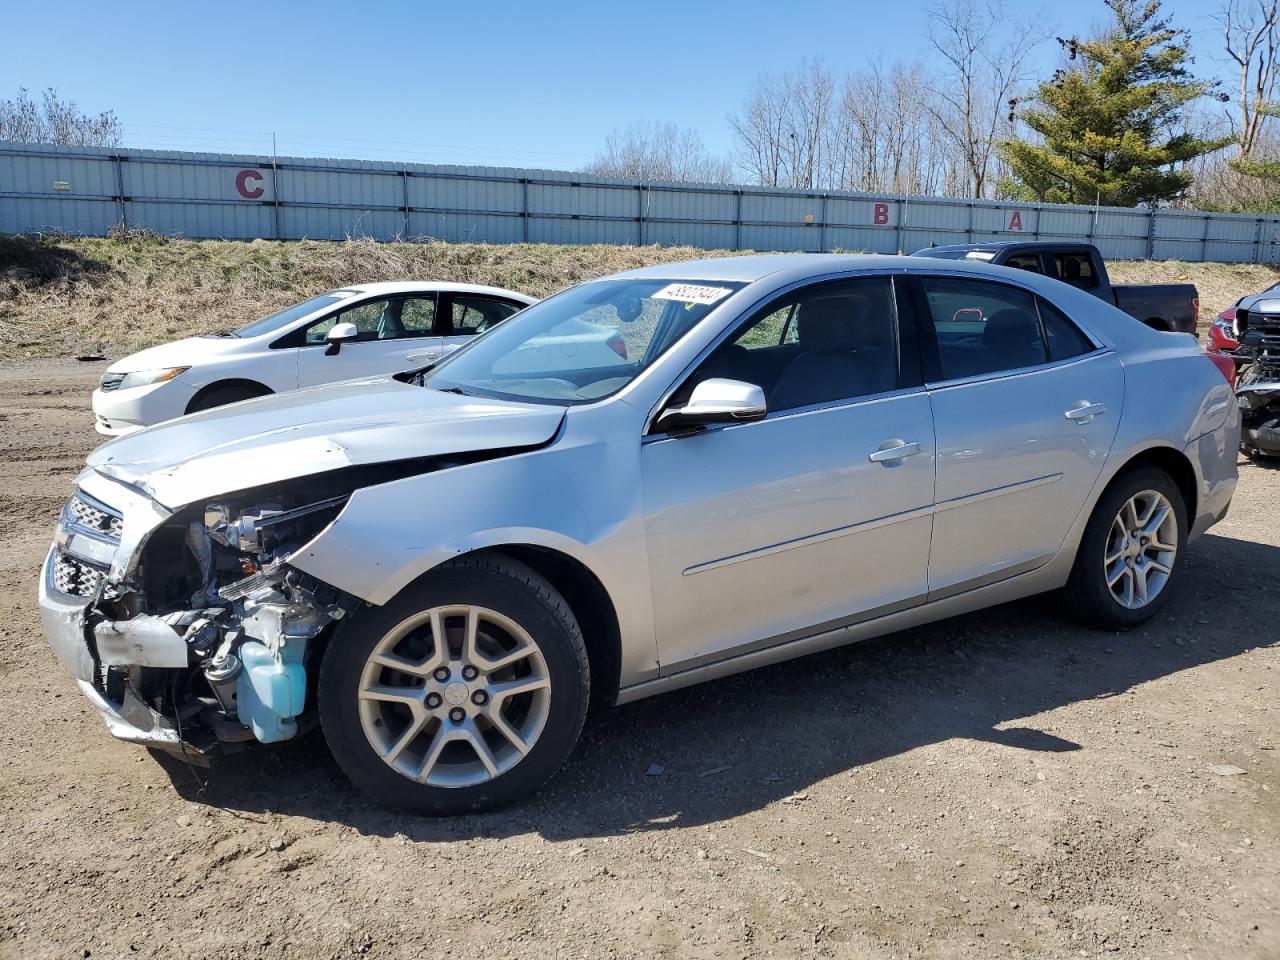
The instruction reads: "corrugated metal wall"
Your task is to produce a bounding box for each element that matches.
[3,141,1278,263]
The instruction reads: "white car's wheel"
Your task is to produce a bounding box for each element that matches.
[318,554,589,813]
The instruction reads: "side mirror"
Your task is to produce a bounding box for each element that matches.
[324,322,359,356]
[656,378,767,433]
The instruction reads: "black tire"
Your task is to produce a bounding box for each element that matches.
[318,554,590,814]
[186,382,271,414]
[1063,465,1188,630]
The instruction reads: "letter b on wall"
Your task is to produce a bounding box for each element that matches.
[873,202,890,225]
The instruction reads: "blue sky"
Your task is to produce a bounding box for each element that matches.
[2,0,1235,170]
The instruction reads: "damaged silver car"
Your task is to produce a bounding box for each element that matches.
[40,255,1238,813]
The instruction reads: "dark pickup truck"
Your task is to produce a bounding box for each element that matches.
[911,241,1199,335]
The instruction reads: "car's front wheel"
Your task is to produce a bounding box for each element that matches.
[1064,466,1187,629]
[318,554,590,814]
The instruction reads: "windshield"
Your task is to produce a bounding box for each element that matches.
[425,278,744,404]
[232,291,356,338]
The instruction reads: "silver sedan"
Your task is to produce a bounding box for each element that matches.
[39,254,1238,812]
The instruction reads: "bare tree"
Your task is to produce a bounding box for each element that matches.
[585,122,732,183]
[1219,0,1280,156]
[925,0,1038,198]
[0,87,122,147]
[729,61,835,189]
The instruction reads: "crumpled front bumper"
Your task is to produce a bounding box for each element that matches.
[38,547,210,761]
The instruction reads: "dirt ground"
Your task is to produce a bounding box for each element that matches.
[0,358,1276,960]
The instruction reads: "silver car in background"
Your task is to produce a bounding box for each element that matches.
[39,254,1238,812]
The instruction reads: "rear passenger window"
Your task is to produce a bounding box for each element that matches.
[1054,252,1098,289]
[684,277,901,413]
[1038,299,1095,361]
[452,296,522,335]
[1005,254,1042,273]
[919,277,1046,380]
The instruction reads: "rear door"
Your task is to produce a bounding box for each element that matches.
[439,293,527,360]
[294,293,442,387]
[910,275,1123,597]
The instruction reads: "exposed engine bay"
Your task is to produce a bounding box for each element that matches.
[1233,305,1280,459]
[53,474,365,760]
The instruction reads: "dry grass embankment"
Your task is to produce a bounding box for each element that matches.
[1,232,1277,359]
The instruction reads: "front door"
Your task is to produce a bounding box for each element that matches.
[295,293,443,387]
[910,274,1123,597]
[641,275,936,675]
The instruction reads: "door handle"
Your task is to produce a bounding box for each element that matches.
[868,440,921,463]
[1065,401,1106,423]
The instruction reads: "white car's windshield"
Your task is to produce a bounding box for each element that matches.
[425,278,744,404]
[232,290,357,338]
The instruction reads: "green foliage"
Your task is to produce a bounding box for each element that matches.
[999,0,1229,207]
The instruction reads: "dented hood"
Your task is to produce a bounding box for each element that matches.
[87,377,566,508]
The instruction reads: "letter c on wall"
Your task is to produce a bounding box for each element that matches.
[236,169,265,200]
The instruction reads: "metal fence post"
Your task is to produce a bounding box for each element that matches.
[1146,208,1156,260]
[1201,214,1210,262]
[819,193,828,252]
[521,179,529,243]
[637,183,645,245]
[735,191,743,250]
[112,155,126,230]
[966,202,974,243]
[270,154,282,240]
[400,168,410,240]
[897,197,907,254]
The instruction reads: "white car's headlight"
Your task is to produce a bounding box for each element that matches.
[118,367,190,389]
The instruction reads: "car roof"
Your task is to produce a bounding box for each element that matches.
[914,241,1093,255]
[610,253,912,284]
[341,281,536,302]
[607,251,1090,293]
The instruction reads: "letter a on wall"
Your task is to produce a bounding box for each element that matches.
[1008,210,1023,231]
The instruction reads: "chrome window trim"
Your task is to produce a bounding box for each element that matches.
[923,346,1115,392]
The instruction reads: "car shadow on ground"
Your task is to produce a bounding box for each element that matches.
[157,531,1280,842]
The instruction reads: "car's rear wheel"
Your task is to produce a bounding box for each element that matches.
[1064,466,1187,630]
[318,554,589,814]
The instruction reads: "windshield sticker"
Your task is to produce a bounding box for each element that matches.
[964,251,997,262]
[651,283,734,305]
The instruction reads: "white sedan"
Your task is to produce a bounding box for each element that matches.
[91,281,536,436]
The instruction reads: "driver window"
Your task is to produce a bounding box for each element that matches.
[684,277,900,414]
[303,296,436,344]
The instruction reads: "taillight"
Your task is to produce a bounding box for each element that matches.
[606,334,628,360]
[1205,350,1236,388]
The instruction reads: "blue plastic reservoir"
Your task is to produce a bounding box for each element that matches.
[235,640,306,743]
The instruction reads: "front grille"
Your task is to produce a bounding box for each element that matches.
[52,551,105,597]
[99,372,126,392]
[65,493,124,539]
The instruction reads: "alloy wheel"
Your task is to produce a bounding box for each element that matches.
[1103,490,1178,610]
[357,604,551,788]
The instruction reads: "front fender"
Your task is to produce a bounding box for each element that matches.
[288,409,660,685]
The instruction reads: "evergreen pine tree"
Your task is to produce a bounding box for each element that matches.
[999,0,1228,206]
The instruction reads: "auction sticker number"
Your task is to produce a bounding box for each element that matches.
[651,283,734,305]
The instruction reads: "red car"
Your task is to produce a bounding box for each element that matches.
[1209,304,1239,352]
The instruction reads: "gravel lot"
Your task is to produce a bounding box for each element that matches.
[0,359,1276,960]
